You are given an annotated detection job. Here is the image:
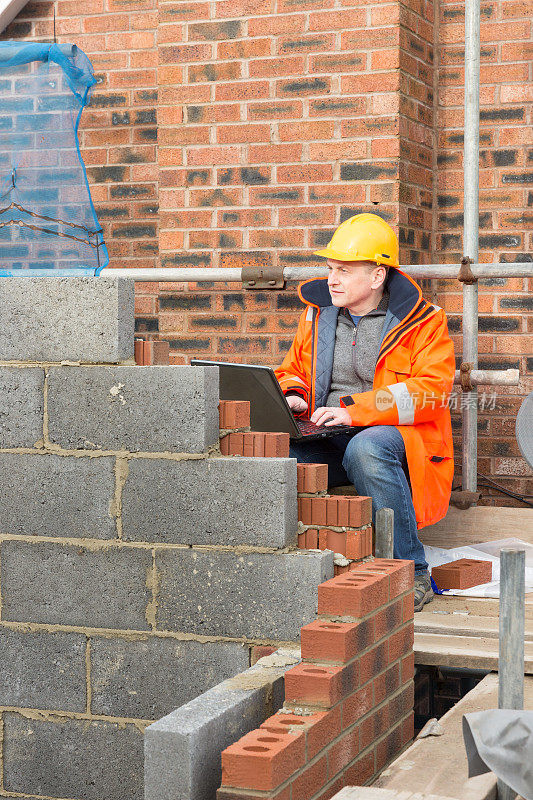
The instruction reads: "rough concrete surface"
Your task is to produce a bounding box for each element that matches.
[47,365,219,453]
[0,628,87,712]
[121,456,298,547]
[156,549,334,640]
[0,367,44,447]
[2,712,144,800]
[144,648,300,800]
[90,636,249,720]
[0,277,134,363]
[0,453,116,538]
[1,540,152,630]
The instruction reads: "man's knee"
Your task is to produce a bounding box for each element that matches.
[342,426,403,471]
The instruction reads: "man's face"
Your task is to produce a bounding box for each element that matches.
[326,259,385,314]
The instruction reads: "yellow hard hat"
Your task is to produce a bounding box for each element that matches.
[314,213,399,267]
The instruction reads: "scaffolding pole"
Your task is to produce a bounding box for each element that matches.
[462,0,481,496]
[101,262,533,282]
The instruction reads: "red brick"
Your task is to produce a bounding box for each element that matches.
[297,463,328,494]
[348,497,372,527]
[220,729,305,791]
[431,559,493,590]
[315,777,344,800]
[291,755,328,800]
[264,432,290,457]
[143,340,170,365]
[300,619,372,663]
[134,338,145,365]
[355,559,415,599]
[221,432,245,456]
[373,598,404,640]
[388,623,414,663]
[327,726,360,776]
[375,722,404,772]
[319,528,347,555]
[326,496,339,527]
[401,711,415,746]
[261,708,341,761]
[310,497,328,526]
[318,572,389,618]
[374,662,401,705]
[298,497,312,524]
[360,641,389,685]
[341,682,374,730]
[250,646,277,666]
[388,682,414,724]
[403,591,414,622]
[401,652,415,683]
[284,661,358,708]
[219,400,251,430]
[345,529,372,561]
[342,749,375,786]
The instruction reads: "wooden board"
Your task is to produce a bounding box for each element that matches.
[415,632,533,672]
[420,594,533,621]
[414,594,533,670]
[415,610,533,641]
[373,673,533,798]
[419,506,533,549]
[333,789,468,800]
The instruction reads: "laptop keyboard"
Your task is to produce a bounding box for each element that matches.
[296,418,351,437]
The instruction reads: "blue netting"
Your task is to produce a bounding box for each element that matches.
[0,42,108,275]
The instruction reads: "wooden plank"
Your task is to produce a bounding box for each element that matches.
[415,611,533,641]
[374,673,533,798]
[419,506,533,548]
[414,632,533,672]
[421,593,533,621]
[333,790,463,800]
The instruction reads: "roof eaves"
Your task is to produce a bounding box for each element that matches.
[0,0,29,34]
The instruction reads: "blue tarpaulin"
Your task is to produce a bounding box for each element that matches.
[0,42,108,275]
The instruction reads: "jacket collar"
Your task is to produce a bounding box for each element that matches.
[298,268,422,325]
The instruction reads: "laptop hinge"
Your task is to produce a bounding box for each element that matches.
[242,264,285,290]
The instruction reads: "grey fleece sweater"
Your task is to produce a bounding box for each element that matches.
[326,291,389,407]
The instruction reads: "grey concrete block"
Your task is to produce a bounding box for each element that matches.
[0,368,44,447]
[156,549,334,640]
[122,457,298,547]
[3,712,143,800]
[144,647,300,800]
[47,365,219,453]
[0,277,133,363]
[1,540,152,630]
[0,453,116,538]
[90,636,248,720]
[0,628,87,712]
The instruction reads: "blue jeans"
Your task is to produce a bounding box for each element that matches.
[290,426,428,573]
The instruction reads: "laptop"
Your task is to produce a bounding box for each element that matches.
[191,360,355,441]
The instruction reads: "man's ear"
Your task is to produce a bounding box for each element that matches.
[371,265,387,289]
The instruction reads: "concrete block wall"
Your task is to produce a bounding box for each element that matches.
[219,411,374,576]
[217,559,415,800]
[0,279,334,800]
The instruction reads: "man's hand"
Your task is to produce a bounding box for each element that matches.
[286,395,309,414]
[311,406,352,427]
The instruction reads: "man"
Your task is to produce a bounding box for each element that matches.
[275,213,455,612]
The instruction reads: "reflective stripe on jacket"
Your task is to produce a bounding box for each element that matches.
[275,268,455,529]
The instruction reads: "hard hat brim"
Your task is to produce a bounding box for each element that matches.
[313,247,362,261]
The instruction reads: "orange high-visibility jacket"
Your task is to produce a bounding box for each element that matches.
[275,269,455,529]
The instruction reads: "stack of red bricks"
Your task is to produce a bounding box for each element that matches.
[218,558,415,800]
[297,464,372,570]
[134,338,170,365]
[219,402,373,573]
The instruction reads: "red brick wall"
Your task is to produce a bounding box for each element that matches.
[218,559,414,800]
[5,0,532,506]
